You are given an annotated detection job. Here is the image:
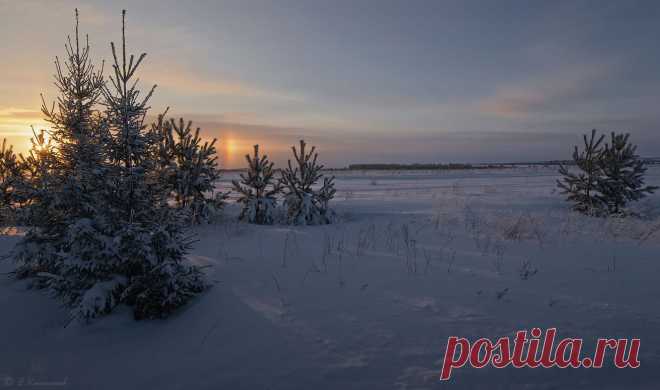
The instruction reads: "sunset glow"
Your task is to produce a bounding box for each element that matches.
[0,109,49,152]
[2,1,660,168]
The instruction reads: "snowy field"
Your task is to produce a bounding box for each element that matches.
[2,166,660,389]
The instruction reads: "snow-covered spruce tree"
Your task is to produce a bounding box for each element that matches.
[13,10,206,321]
[13,9,112,304]
[12,9,110,304]
[39,9,108,224]
[280,140,336,225]
[155,117,225,224]
[596,132,658,215]
[232,144,281,224]
[22,9,107,229]
[99,10,206,319]
[0,139,24,223]
[557,129,605,215]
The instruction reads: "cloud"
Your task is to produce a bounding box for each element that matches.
[0,108,42,120]
[146,65,303,101]
[0,107,45,129]
[477,63,615,119]
[478,89,547,119]
[0,108,49,149]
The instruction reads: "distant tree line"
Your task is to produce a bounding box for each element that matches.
[346,163,504,170]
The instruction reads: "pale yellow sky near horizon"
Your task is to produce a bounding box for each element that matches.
[0,107,295,168]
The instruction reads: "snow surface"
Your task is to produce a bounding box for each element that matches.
[1,166,660,389]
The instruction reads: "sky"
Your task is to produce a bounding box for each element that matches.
[1,0,660,168]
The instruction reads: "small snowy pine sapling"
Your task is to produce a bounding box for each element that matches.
[156,117,225,223]
[279,140,336,225]
[596,132,658,215]
[232,144,281,224]
[557,129,606,215]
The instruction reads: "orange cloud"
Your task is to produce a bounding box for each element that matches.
[478,89,547,119]
[0,108,49,152]
[146,65,303,101]
[476,63,615,119]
